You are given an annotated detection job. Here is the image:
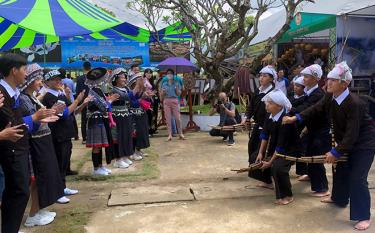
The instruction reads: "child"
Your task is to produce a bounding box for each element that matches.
[256,89,302,205]
[288,76,309,181]
[85,68,119,176]
[283,61,375,230]
[242,65,275,189]
[42,69,85,203]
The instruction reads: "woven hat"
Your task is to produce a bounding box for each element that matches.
[127,72,143,87]
[85,67,108,88]
[109,68,127,87]
[19,63,44,91]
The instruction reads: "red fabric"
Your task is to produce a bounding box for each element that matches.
[108,112,116,128]
[139,99,151,110]
[86,144,109,148]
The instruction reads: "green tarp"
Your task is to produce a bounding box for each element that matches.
[277,12,336,43]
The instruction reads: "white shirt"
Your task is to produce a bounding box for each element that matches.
[333,88,350,106]
[269,109,284,122]
[304,84,318,96]
[47,89,64,97]
[294,94,305,99]
[259,84,273,94]
[275,78,287,95]
[0,79,20,99]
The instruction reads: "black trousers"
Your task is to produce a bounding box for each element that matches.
[209,128,234,141]
[0,150,30,233]
[331,149,375,221]
[304,129,330,192]
[81,107,87,141]
[272,158,293,199]
[53,139,72,189]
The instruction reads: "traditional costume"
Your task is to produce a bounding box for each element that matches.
[297,62,375,222]
[19,64,64,210]
[246,66,275,184]
[41,70,77,195]
[109,68,134,167]
[295,64,330,194]
[128,73,150,158]
[85,68,114,175]
[260,90,302,200]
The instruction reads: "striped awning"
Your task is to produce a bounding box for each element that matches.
[0,17,191,51]
[0,0,121,37]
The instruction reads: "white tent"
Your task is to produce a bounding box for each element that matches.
[251,0,375,45]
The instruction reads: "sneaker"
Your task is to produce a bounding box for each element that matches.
[25,213,54,227]
[130,154,143,161]
[82,140,86,144]
[56,196,70,204]
[227,141,235,146]
[101,166,112,174]
[38,209,56,219]
[93,168,108,176]
[140,151,148,157]
[222,137,228,142]
[113,160,129,169]
[64,188,79,196]
[123,157,133,165]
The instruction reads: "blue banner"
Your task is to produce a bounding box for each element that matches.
[61,38,150,68]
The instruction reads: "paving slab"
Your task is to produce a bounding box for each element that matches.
[108,185,195,206]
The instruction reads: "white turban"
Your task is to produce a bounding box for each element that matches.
[293,76,305,87]
[261,89,292,112]
[327,61,352,83]
[301,64,323,80]
[260,65,277,80]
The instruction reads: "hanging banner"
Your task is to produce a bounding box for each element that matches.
[61,38,150,67]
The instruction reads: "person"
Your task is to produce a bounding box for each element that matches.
[19,63,64,227]
[143,68,159,136]
[160,69,185,141]
[242,65,275,189]
[85,68,118,176]
[256,89,302,205]
[275,69,289,95]
[160,70,184,136]
[76,61,91,144]
[128,73,152,159]
[288,76,309,181]
[0,53,56,233]
[59,68,79,176]
[42,69,85,203]
[283,61,375,231]
[109,68,134,168]
[128,64,140,77]
[208,92,237,146]
[294,64,330,197]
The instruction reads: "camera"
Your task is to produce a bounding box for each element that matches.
[217,100,223,105]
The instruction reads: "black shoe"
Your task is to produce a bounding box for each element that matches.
[74,137,79,141]
[66,170,79,176]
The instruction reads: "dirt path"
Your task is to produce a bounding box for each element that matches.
[20,130,375,233]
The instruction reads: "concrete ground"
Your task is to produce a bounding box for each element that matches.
[16,127,375,233]
[83,131,375,233]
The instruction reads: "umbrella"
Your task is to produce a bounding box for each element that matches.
[157,57,197,73]
[0,0,121,37]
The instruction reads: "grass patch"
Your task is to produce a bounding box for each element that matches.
[67,148,160,182]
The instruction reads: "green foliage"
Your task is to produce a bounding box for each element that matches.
[95,4,116,17]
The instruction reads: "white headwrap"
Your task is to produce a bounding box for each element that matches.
[261,89,292,112]
[260,65,277,80]
[293,76,305,87]
[301,64,323,80]
[327,61,352,83]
